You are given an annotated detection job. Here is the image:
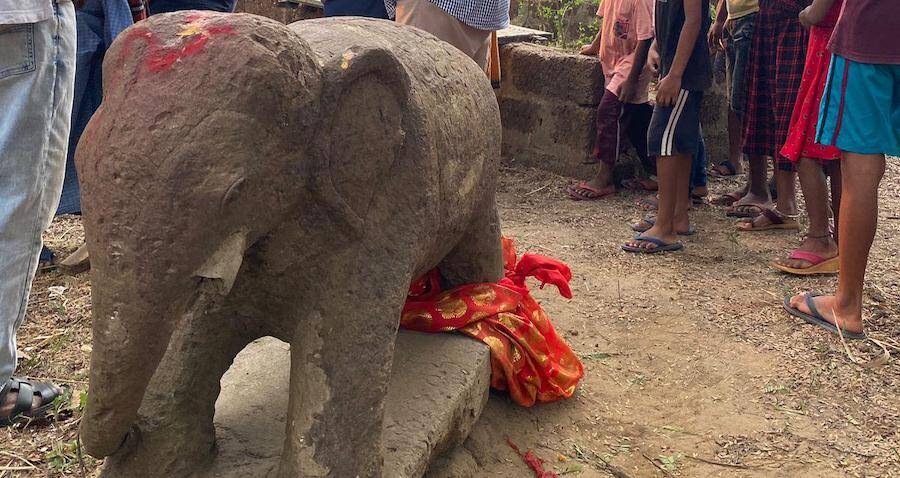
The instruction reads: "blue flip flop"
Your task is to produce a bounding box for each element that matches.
[630,216,696,236]
[622,235,684,254]
[782,293,866,340]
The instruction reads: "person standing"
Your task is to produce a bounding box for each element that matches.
[771,0,843,276]
[707,0,757,181]
[386,0,510,70]
[0,0,76,425]
[566,0,655,202]
[729,0,811,231]
[784,0,899,339]
[622,0,712,253]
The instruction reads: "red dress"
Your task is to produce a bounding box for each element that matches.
[780,1,843,162]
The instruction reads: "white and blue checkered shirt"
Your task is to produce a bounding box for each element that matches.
[385,0,510,31]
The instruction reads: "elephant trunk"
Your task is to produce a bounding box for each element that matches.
[79,233,245,458]
[79,284,186,457]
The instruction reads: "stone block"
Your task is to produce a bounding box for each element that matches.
[500,43,604,106]
[206,331,491,478]
[500,96,597,178]
[701,80,729,164]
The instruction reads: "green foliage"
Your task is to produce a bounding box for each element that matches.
[45,439,95,472]
[515,0,600,49]
[657,453,683,472]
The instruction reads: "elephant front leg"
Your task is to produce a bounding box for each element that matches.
[101,308,250,478]
[278,268,408,478]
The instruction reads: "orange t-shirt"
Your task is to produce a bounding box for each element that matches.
[597,0,655,103]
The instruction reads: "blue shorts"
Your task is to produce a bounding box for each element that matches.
[816,54,900,156]
[648,89,704,157]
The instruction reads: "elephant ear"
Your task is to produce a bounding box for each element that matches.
[316,45,412,224]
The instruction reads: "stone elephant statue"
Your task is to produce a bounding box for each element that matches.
[76,12,502,478]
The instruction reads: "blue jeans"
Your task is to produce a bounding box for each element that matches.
[0,1,77,385]
[691,131,708,190]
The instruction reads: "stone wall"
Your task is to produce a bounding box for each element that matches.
[499,42,729,179]
[498,43,601,179]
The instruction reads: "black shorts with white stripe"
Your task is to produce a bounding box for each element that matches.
[648,89,704,158]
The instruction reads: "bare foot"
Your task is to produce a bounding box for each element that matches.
[787,293,864,335]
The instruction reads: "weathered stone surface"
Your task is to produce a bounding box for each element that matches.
[424,448,479,478]
[701,80,729,164]
[206,332,491,478]
[500,43,603,106]
[78,13,504,478]
[500,96,596,178]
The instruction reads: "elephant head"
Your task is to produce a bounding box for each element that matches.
[76,12,412,458]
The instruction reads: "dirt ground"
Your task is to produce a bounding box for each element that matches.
[3,162,899,477]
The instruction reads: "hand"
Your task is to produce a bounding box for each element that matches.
[580,42,600,56]
[708,21,724,52]
[799,4,828,28]
[656,74,682,107]
[618,78,638,104]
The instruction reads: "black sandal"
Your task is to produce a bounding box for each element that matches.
[0,377,64,426]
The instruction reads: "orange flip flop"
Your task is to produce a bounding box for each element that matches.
[772,250,839,275]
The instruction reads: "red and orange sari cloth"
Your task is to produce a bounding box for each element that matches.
[401,238,583,407]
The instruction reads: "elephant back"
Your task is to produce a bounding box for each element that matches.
[288,18,501,265]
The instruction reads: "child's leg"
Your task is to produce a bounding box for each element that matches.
[569,89,623,199]
[624,153,690,250]
[826,160,842,242]
[774,162,798,216]
[743,160,799,228]
[789,153,884,332]
[624,90,701,251]
[773,158,837,272]
[787,56,898,335]
[674,154,694,230]
[797,159,832,239]
[726,154,770,214]
[833,153,884,313]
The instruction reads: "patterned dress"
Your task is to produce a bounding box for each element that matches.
[780,0,842,162]
[742,0,811,165]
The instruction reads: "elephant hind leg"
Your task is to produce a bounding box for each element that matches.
[101,309,251,478]
[439,197,504,286]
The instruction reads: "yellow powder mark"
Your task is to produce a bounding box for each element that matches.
[340,51,356,70]
[177,24,204,38]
